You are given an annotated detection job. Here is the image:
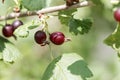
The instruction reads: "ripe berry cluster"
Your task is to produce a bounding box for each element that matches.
[114,8,120,22]
[2,20,23,37]
[34,31,65,46]
[2,19,66,46]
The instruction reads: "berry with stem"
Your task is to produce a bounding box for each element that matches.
[34,30,47,45]
[50,32,65,45]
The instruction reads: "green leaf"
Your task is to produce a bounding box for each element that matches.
[3,43,20,63]
[41,56,62,80]
[14,20,40,38]
[28,20,41,29]
[68,60,93,80]
[21,0,46,11]
[14,26,29,38]
[0,36,20,63]
[68,18,80,35]
[68,18,92,35]
[104,23,120,55]
[58,9,92,35]
[42,53,93,80]
[59,9,77,16]
[58,9,77,26]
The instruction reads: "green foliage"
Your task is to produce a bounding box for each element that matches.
[42,53,93,80]
[58,9,92,35]
[41,56,62,80]
[0,36,20,63]
[21,0,46,11]
[104,23,120,56]
[0,0,118,80]
[69,18,92,35]
[68,60,93,80]
[58,9,77,25]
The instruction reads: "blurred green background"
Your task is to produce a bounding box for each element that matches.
[0,0,120,80]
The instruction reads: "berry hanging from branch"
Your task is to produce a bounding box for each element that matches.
[12,20,23,30]
[34,30,48,46]
[50,32,65,45]
[2,24,14,37]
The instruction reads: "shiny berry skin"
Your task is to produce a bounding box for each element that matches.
[34,31,47,44]
[2,24,14,37]
[114,8,120,22]
[50,32,65,45]
[12,20,23,29]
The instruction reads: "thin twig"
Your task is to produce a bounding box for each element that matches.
[0,1,93,21]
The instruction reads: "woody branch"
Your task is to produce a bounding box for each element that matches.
[0,1,93,21]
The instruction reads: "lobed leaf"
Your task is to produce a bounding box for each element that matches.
[0,36,20,63]
[41,56,62,80]
[14,25,29,38]
[58,9,92,35]
[104,23,120,56]
[69,18,92,35]
[41,53,93,80]
[58,9,77,26]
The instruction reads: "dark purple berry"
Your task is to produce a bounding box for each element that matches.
[12,20,23,29]
[50,32,65,45]
[34,31,47,44]
[114,8,120,22]
[2,24,14,37]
